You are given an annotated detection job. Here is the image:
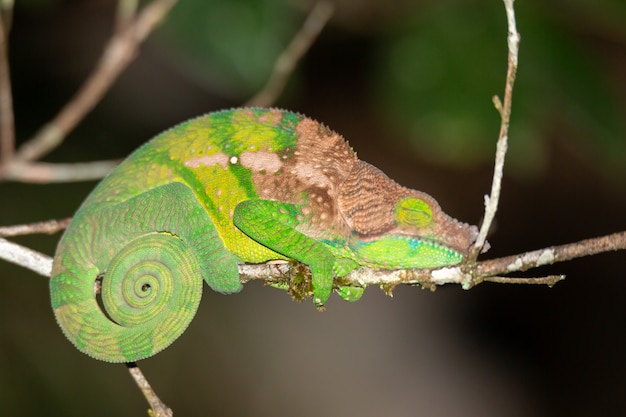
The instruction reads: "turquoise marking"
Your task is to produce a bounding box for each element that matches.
[349,235,463,269]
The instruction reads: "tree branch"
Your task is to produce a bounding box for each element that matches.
[0,237,52,277]
[246,1,334,107]
[5,226,624,294]
[127,363,173,417]
[3,160,120,183]
[0,218,71,237]
[0,2,15,169]
[11,0,178,165]
[471,0,520,259]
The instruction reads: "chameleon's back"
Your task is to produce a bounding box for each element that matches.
[84,109,304,219]
[81,108,357,257]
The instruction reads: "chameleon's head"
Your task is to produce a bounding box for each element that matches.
[338,161,481,268]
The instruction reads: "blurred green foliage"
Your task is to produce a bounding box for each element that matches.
[373,1,626,178]
[153,0,626,180]
[156,0,298,98]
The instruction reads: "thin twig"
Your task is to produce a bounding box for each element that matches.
[471,0,520,257]
[0,218,71,237]
[476,231,626,279]
[0,3,15,169]
[13,0,178,164]
[127,363,173,417]
[4,160,119,183]
[483,275,564,285]
[246,1,334,107]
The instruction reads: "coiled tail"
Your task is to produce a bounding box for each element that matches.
[50,183,242,362]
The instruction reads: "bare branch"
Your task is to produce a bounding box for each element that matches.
[6,224,625,291]
[13,0,178,164]
[4,160,119,183]
[246,1,334,107]
[475,231,626,280]
[0,238,52,276]
[0,218,71,237]
[0,3,15,169]
[127,363,173,417]
[115,0,139,33]
[482,275,564,286]
[472,0,520,257]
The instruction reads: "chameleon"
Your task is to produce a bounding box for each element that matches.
[50,107,479,363]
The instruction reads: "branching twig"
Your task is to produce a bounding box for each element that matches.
[471,0,520,257]
[246,1,334,107]
[240,232,626,291]
[11,0,178,165]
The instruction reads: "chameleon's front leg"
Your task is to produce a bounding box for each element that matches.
[233,199,338,306]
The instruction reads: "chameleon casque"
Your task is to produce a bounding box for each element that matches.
[50,108,479,363]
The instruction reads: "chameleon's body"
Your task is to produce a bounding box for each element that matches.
[50,108,478,363]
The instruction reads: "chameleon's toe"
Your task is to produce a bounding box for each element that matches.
[312,284,332,308]
[335,285,364,302]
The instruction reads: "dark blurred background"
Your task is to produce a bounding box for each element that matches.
[1,0,626,416]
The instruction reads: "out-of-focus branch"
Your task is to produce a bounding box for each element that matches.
[246,1,334,107]
[3,160,120,183]
[0,218,71,237]
[13,0,178,164]
[0,2,14,169]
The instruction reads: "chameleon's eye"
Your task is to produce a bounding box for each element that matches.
[394,197,433,228]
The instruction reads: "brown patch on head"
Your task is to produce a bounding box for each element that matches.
[338,161,409,235]
[338,161,478,254]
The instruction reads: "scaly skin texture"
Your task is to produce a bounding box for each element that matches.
[50,108,479,363]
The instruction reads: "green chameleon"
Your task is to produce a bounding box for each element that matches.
[50,108,479,363]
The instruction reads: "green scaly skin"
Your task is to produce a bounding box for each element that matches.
[50,108,479,363]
